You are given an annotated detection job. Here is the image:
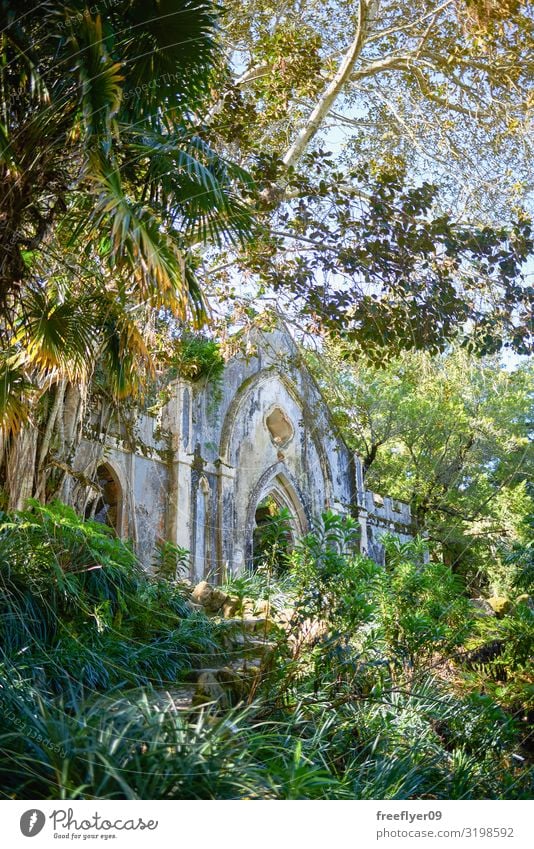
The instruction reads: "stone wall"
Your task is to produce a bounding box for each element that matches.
[71,326,414,577]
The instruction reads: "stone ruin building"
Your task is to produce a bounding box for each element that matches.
[69,326,413,579]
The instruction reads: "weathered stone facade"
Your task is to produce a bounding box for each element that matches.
[71,327,413,579]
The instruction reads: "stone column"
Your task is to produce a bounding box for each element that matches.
[192,474,211,582]
[163,379,194,557]
[169,450,194,553]
[354,452,369,555]
[214,457,237,583]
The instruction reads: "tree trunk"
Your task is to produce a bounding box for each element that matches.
[0,378,99,512]
[6,424,38,510]
[34,379,67,502]
[362,442,380,476]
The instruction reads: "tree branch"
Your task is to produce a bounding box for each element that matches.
[282,0,377,168]
[235,63,271,86]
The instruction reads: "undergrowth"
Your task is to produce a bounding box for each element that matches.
[0,501,224,700]
[0,503,531,799]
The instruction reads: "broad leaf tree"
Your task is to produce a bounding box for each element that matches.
[235,161,533,359]
[212,0,533,217]
[307,341,533,581]
[203,0,533,358]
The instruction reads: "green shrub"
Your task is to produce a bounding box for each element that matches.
[0,676,257,799]
[152,540,189,581]
[0,500,140,645]
[0,501,225,696]
[252,501,293,576]
[0,503,530,801]
[167,333,225,383]
[290,510,365,629]
[463,603,534,715]
[289,523,473,683]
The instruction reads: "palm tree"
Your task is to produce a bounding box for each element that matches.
[0,0,255,508]
[1,0,253,310]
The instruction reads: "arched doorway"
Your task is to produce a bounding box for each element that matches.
[246,465,309,571]
[87,463,123,534]
[252,493,294,573]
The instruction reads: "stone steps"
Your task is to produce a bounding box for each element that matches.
[219,615,281,637]
[155,660,266,713]
[149,644,273,714]
[151,581,292,713]
[175,634,276,711]
[181,630,276,709]
[153,685,198,711]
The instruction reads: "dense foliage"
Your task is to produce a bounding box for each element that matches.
[0,0,251,512]
[0,0,531,804]
[212,0,533,220]
[306,343,533,587]
[238,162,533,360]
[0,503,531,799]
[0,0,253,317]
[0,501,225,697]
[206,0,534,359]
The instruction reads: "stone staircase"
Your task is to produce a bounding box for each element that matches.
[155,581,286,713]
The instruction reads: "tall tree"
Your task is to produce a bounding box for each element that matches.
[202,0,533,359]
[211,0,533,218]
[0,0,253,317]
[233,162,533,359]
[0,0,254,508]
[307,341,533,580]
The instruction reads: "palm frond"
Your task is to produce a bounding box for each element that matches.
[115,0,222,119]
[15,287,96,379]
[129,129,255,246]
[0,4,50,105]
[0,122,18,171]
[0,355,33,434]
[96,299,154,399]
[64,10,123,140]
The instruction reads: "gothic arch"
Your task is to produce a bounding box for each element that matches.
[219,367,334,500]
[244,462,310,568]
